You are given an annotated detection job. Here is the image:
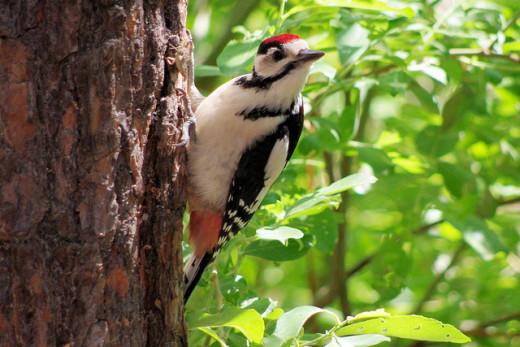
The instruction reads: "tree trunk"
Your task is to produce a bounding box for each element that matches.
[0,0,189,345]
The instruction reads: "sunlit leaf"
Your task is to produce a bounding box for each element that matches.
[349,309,391,323]
[314,0,414,18]
[241,297,277,318]
[189,307,264,343]
[336,24,370,66]
[244,234,314,261]
[312,59,337,79]
[326,334,391,347]
[408,64,447,85]
[449,217,507,260]
[256,226,304,244]
[196,327,229,347]
[320,173,378,196]
[217,35,263,76]
[337,315,471,343]
[274,306,339,341]
[285,174,376,219]
[284,193,334,219]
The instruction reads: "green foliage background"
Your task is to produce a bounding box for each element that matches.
[184,0,520,346]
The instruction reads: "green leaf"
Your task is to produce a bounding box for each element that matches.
[337,315,471,343]
[242,297,277,317]
[244,234,314,261]
[284,193,336,219]
[285,174,377,219]
[317,173,377,196]
[357,147,394,174]
[449,216,507,260]
[312,59,337,79]
[274,306,339,342]
[307,209,339,254]
[336,24,370,66]
[415,126,458,157]
[438,161,473,198]
[217,36,263,76]
[196,327,229,347]
[369,240,410,301]
[326,334,391,347]
[349,309,391,323]
[314,0,414,18]
[189,307,264,343]
[256,226,304,244]
[263,336,286,347]
[379,71,410,95]
[408,63,447,85]
[503,40,520,53]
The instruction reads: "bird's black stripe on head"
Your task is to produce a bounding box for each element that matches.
[257,41,284,55]
[234,61,297,90]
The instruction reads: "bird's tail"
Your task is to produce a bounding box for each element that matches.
[183,252,214,303]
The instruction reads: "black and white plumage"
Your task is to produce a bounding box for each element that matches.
[184,34,324,302]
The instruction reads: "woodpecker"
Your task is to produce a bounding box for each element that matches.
[183,34,324,302]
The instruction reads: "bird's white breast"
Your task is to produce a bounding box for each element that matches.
[187,79,291,211]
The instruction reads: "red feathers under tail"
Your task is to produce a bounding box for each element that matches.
[184,210,222,302]
[188,210,222,257]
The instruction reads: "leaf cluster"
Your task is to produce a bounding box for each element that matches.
[186,0,520,346]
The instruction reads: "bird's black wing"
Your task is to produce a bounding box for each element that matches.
[217,102,304,252]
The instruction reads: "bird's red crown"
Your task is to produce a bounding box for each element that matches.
[262,34,301,45]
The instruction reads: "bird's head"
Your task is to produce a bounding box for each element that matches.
[252,34,325,87]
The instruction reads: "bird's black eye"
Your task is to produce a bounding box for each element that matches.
[272,50,285,61]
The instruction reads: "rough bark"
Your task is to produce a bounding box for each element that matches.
[0,0,189,345]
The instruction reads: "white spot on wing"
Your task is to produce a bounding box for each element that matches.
[249,134,290,213]
[227,210,237,218]
[234,217,248,228]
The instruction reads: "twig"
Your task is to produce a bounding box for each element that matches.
[485,9,520,53]
[448,48,520,64]
[211,263,224,310]
[449,9,520,65]
[475,311,520,329]
[413,242,466,314]
[497,196,520,206]
[346,254,375,278]
[412,219,445,235]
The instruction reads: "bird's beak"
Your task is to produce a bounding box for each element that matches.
[296,49,325,63]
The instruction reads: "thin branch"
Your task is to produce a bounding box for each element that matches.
[475,311,520,329]
[211,262,224,310]
[413,242,466,314]
[497,196,520,206]
[306,250,318,298]
[332,155,351,315]
[412,219,445,235]
[449,48,520,64]
[485,9,520,52]
[346,254,374,278]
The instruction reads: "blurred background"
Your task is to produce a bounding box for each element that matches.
[183,0,520,345]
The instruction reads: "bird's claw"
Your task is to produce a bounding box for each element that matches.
[174,88,196,147]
